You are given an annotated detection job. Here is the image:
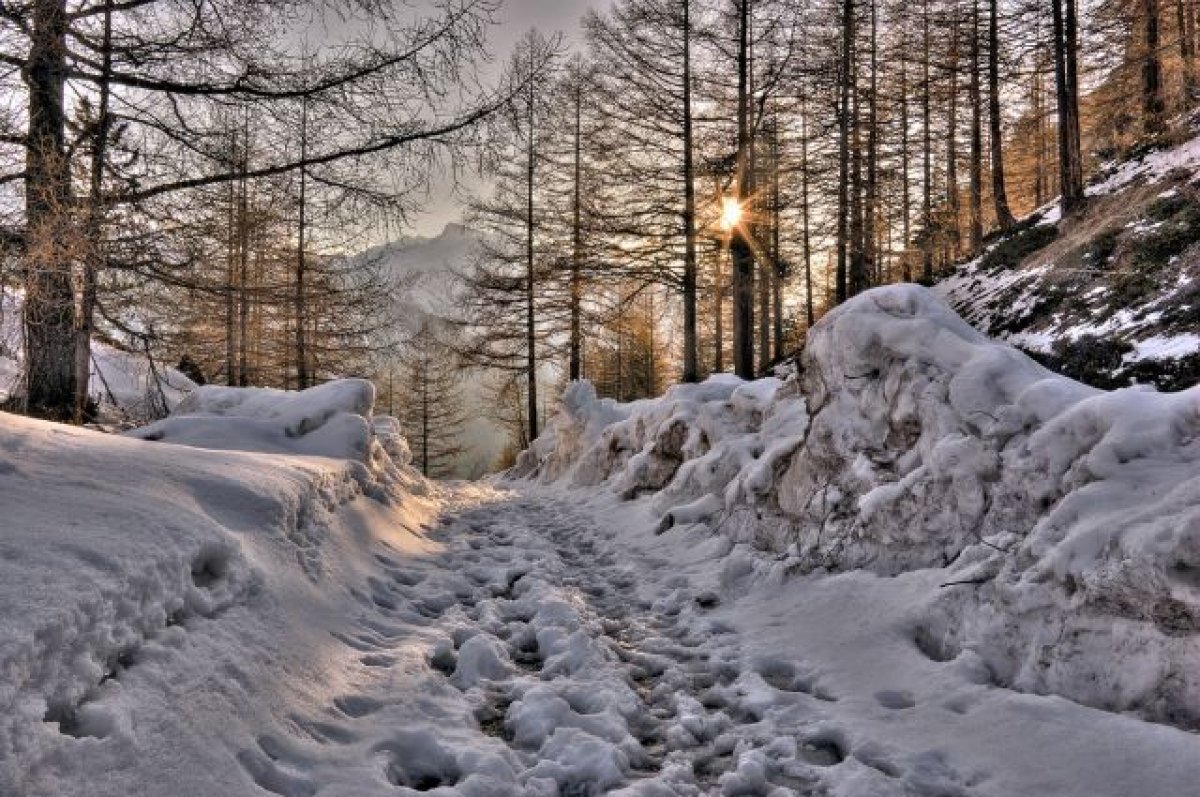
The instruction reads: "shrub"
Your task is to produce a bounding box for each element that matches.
[980,224,1059,272]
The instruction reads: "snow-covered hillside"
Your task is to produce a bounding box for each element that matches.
[936,133,1200,391]
[517,284,1200,732]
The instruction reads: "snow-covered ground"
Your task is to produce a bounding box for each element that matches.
[4,286,1200,796]
[935,133,1200,387]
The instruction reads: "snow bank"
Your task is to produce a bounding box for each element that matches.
[0,378,460,795]
[128,378,384,462]
[518,284,1200,727]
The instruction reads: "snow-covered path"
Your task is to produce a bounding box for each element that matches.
[228,484,1200,797]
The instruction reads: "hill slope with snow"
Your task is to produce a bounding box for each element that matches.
[936,133,1200,390]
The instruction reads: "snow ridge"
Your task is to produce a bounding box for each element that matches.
[518,284,1200,728]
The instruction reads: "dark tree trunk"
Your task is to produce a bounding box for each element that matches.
[1051,0,1085,215]
[969,0,984,251]
[865,0,879,287]
[836,0,854,302]
[922,0,934,281]
[22,0,75,421]
[1145,0,1164,137]
[570,72,583,382]
[681,0,699,383]
[525,54,539,441]
[731,0,755,378]
[74,0,114,422]
[990,0,1017,229]
[801,98,815,328]
[296,93,309,389]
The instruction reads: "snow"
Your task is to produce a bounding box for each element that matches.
[1087,135,1200,198]
[127,379,380,463]
[5,286,1200,796]
[519,284,1200,730]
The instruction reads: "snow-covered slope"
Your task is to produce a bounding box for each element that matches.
[0,381,455,796]
[936,133,1200,390]
[516,284,1200,729]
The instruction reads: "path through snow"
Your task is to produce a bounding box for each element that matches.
[230,484,1200,797]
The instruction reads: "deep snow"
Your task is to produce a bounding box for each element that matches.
[4,286,1200,796]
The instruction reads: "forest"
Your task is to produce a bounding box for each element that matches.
[7,3,1200,795]
[0,0,1194,469]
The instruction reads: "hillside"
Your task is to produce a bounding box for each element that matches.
[936,133,1200,391]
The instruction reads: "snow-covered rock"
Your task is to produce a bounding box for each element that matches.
[518,283,1200,727]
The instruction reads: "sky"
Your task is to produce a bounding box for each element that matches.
[407,0,605,238]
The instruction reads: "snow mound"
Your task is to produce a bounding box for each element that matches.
[129,379,379,461]
[518,284,1200,726]
[515,375,809,537]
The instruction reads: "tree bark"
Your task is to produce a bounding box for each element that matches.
[22,0,76,421]
[296,92,309,389]
[1145,0,1164,137]
[570,69,583,382]
[525,49,539,441]
[74,0,114,422]
[990,0,1016,229]
[836,0,854,302]
[969,0,984,252]
[731,0,755,378]
[1051,0,1085,215]
[922,0,934,281]
[682,0,699,383]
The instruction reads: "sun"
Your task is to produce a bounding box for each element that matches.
[719,196,743,232]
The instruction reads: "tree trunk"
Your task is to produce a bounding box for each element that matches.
[1145,0,1164,137]
[836,0,854,302]
[22,0,75,421]
[865,0,879,286]
[570,71,583,382]
[922,0,934,281]
[74,0,114,422]
[1180,0,1197,102]
[900,16,912,282]
[1051,0,1085,215]
[801,97,815,329]
[525,54,539,442]
[946,20,962,260]
[682,0,699,383]
[731,0,755,378]
[969,0,984,251]
[990,0,1017,229]
[296,92,309,389]
[770,114,784,361]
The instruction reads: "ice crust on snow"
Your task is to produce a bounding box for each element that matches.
[518,284,1200,727]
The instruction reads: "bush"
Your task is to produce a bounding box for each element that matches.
[980,224,1059,272]
[1082,229,1121,269]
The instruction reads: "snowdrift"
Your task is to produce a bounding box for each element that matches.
[516,284,1200,728]
[0,382,439,796]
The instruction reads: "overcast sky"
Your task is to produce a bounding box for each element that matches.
[406,0,605,238]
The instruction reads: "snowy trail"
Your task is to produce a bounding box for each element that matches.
[226,484,1200,797]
